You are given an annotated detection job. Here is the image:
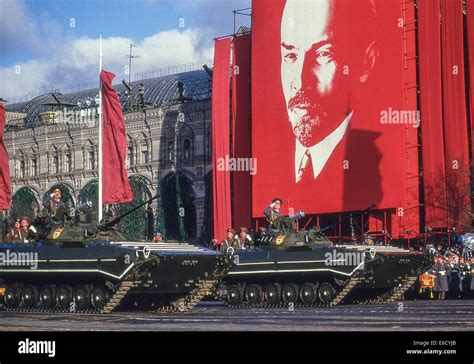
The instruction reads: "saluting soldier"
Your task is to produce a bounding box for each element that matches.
[43,187,68,224]
[263,198,284,232]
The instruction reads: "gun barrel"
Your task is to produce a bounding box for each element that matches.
[102,194,159,229]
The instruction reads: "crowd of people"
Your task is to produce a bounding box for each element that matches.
[420,244,474,299]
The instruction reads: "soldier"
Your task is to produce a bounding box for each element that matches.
[236,227,253,249]
[428,255,451,300]
[263,197,304,233]
[5,218,25,243]
[255,226,268,247]
[43,187,68,224]
[263,198,283,232]
[219,228,238,253]
[19,216,37,243]
[152,232,164,243]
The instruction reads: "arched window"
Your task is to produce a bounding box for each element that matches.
[82,140,96,171]
[47,145,59,175]
[127,146,135,167]
[62,144,73,173]
[168,142,174,162]
[183,139,191,160]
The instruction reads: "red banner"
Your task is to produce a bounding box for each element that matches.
[251,0,418,217]
[232,34,252,230]
[212,38,232,241]
[418,0,447,228]
[441,0,471,230]
[0,103,11,210]
[467,0,474,145]
[100,70,133,204]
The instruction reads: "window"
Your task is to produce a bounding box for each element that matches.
[127,146,134,167]
[183,139,191,160]
[142,150,149,164]
[53,156,59,174]
[31,158,38,176]
[19,160,25,178]
[168,142,174,162]
[65,153,72,173]
[88,151,95,170]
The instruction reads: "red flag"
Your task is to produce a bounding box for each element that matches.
[100,70,133,204]
[0,102,11,210]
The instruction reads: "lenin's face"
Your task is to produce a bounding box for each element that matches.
[280,0,374,147]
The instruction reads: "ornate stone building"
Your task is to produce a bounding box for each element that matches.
[3,69,214,241]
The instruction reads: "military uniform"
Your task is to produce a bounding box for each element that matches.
[263,205,283,231]
[219,238,239,253]
[43,197,67,223]
[429,262,451,292]
[5,228,27,243]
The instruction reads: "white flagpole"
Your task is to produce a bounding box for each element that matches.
[98,34,103,223]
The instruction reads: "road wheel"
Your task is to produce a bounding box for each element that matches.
[299,283,317,305]
[91,286,109,310]
[21,285,39,309]
[282,283,299,304]
[318,283,335,305]
[73,286,91,311]
[56,285,73,311]
[4,285,21,308]
[245,284,264,305]
[226,285,244,306]
[39,285,56,309]
[264,283,281,304]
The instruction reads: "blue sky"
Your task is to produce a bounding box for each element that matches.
[0,0,251,100]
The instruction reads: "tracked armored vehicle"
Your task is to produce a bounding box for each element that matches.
[218,227,432,308]
[0,197,231,314]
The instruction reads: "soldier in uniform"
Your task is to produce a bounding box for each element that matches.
[236,227,254,249]
[219,228,238,253]
[428,255,451,300]
[5,218,25,243]
[263,197,304,233]
[19,216,37,243]
[263,198,283,232]
[43,187,69,224]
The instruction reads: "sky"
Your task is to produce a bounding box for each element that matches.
[0,0,251,102]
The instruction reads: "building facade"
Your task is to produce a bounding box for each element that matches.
[3,69,214,241]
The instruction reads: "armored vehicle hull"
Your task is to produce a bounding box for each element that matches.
[0,240,230,314]
[219,243,431,307]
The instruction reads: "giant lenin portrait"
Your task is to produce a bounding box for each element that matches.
[252,0,415,216]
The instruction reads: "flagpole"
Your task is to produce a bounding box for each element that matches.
[98,34,103,223]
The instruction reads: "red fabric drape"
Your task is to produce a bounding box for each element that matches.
[231,34,252,230]
[467,0,474,137]
[441,0,471,230]
[418,0,447,228]
[0,103,11,210]
[100,70,133,204]
[212,38,232,241]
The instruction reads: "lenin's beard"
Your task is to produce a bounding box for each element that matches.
[288,92,328,148]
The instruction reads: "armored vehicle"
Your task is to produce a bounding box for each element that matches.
[0,197,231,314]
[218,226,432,308]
